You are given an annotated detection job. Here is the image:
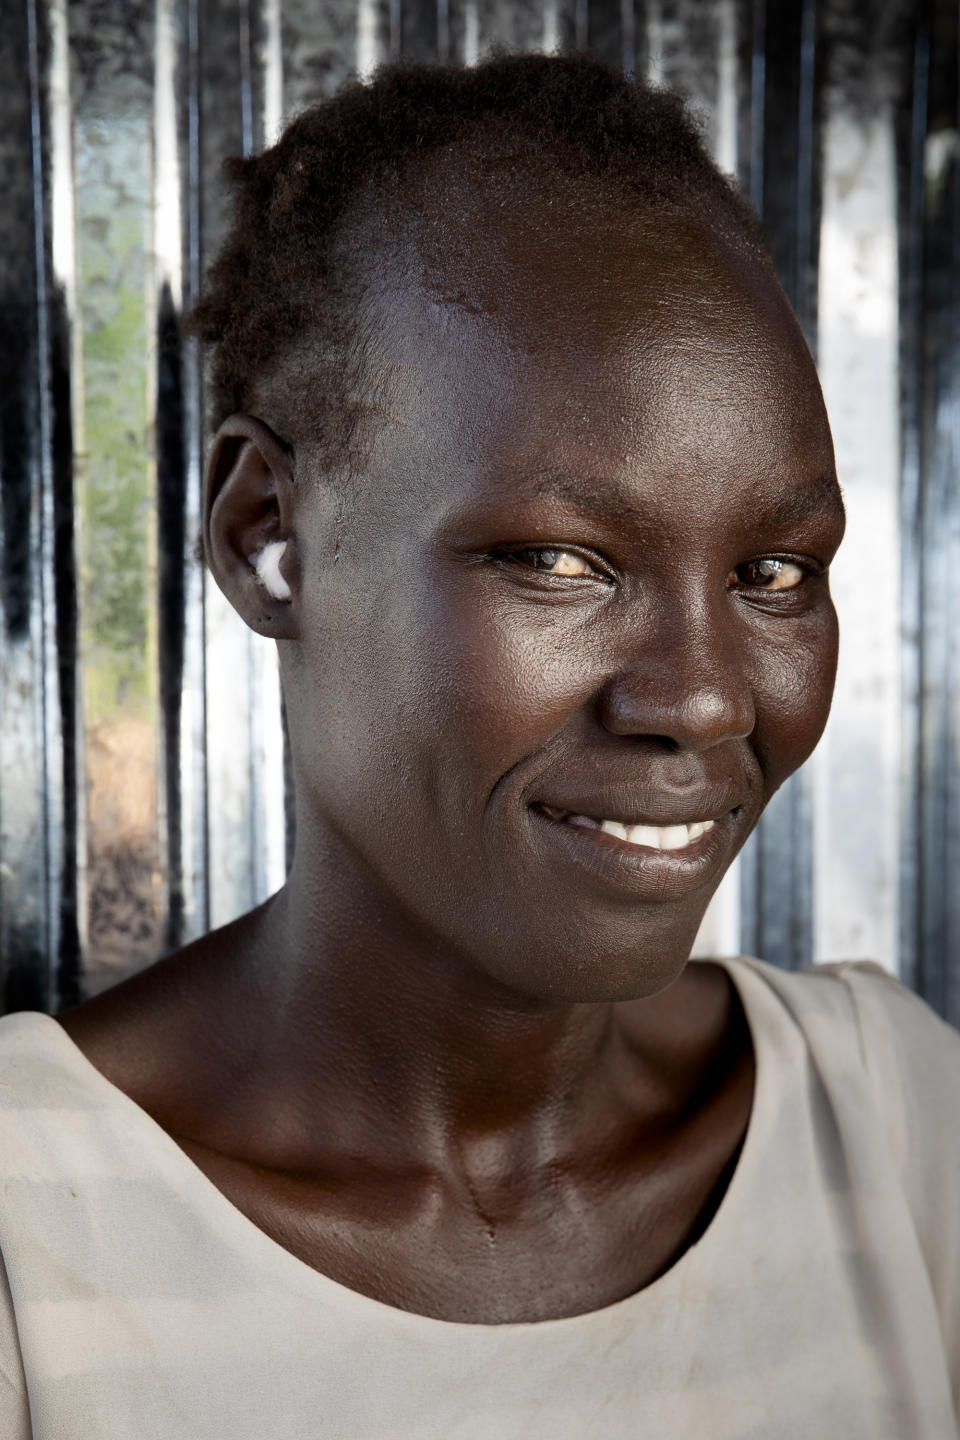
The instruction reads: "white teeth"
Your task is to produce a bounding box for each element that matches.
[601,818,715,851]
[549,807,717,851]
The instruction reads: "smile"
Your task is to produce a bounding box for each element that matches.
[539,806,716,854]
[529,801,731,904]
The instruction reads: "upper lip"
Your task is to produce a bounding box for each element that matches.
[533,789,744,828]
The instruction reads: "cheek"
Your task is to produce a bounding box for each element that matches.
[747,606,839,795]
[298,561,601,824]
[431,593,602,776]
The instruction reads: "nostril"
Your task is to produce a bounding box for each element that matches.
[598,667,755,750]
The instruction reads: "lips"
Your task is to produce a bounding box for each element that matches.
[527,797,740,903]
[539,805,716,853]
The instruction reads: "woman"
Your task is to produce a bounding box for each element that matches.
[0,53,956,1438]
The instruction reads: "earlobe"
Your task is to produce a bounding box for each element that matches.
[204,413,299,640]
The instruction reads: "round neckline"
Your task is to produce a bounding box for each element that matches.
[27,955,771,1334]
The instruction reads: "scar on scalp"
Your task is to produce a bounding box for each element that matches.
[345,389,416,433]
[430,287,499,319]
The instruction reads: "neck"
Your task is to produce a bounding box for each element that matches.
[220,829,685,1175]
[263,875,609,1149]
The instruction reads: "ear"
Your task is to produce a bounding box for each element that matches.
[204,413,299,640]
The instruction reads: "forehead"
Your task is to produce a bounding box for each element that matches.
[348,187,834,514]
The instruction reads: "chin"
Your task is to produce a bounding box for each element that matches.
[478,922,701,1006]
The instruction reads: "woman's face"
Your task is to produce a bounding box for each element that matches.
[281,197,845,1002]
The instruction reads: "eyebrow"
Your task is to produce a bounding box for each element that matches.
[526,471,625,520]
[522,468,846,529]
[750,472,846,529]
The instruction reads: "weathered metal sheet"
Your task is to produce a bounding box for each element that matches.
[68,0,162,996]
[815,104,901,969]
[1,0,54,1012]
[907,0,960,1020]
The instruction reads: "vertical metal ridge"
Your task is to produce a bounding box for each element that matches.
[942,0,960,1020]
[813,3,902,973]
[153,0,211,960]
[922,0,955,1017]
[399,0,439,60]
[897,10,930,999]
[437,0,450,63]
[47,0,82,1008]
[541,0,561,57]
[575,0,588,51]
[185,0,210,936]
[262,0,284,141]
[49,274,80,1009]
[156,278,188,954]
[906,0,960,1022]
[620,0,636,77]
[794,0,817,337]
[26,0,55,996]
[27,0,62,1009]
[239,0,256,155]
[748,0,766,213]
[1,2,38,1010]
[154,0,182,956]
[584,0,625,69]
[357,0,380,77]
[713,0,738,172]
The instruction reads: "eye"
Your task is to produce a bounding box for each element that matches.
[730,557,809,592]
[503,547,601,579]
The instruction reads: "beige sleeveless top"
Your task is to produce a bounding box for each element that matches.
[0,957,956,1439]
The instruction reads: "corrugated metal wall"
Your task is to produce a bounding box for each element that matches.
[1,0,958,1020]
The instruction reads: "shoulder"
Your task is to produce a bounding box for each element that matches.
[794,961,960,1247]
[731,956,960,1145]
[0,1010,103,1109]
[0,1010,129,1189]
[0,1014,73,1433]
[730,956,960,1349]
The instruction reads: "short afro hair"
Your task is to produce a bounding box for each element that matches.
[191,52,770,466]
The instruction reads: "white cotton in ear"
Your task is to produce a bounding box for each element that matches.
[253,540,291,601]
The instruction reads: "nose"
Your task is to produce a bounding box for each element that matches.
[597,602,756,752]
